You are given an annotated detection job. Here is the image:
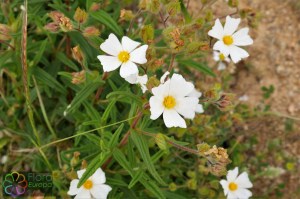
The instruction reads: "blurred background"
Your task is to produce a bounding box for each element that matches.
[188,0,300,198]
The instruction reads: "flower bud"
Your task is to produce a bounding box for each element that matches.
[228,0,239,7]
[146,76,160,91]
[44,22,59,32]
[74,7,88,24]
[90,3,101,11]
[48,11,64,23]
[59,16,73,32]
[215,93,235,112]
[0,24,11,40]
[70,151,80,167]
[155,133,168,151]
[166,1,181,16]
[187,179,197,190]
[71,70,86,84]
[83,26,100,37]
[140,24,154,43]
[71,45,84,64]
[119,9,134,22]
[197,142,211,156]
[169,183,177,191]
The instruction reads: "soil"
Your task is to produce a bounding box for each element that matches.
[188,0,300,198]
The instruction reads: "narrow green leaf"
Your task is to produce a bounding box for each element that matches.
[108,123,124,148]
[90,11,123,36]
[33,40,48,65]
[131,131,166,185]
[179,0,191,23]
[106,91,143,106]
[113,148,132,174]
[128,169,144,189]
[140,174,166,199]
[56,52,79,71]
[179,59,216,77]
[77,152,110,188]
[67,81,103,113]
[33,67,66,94]
[101,99,117,125]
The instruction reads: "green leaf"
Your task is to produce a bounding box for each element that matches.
[67,81,104,113]
[33,67,66,94]
[77,152,110,188]
[33,40,48,65]
[128,169,144,189]
[90,11,123,36]
[106,91,143,106]
[140,174,166,199]
[179,0,191,23]
[113,148,132,174]
[131,131,166,185]
[56,52,79,71]
[101,99,117,125]
[108,123,124,148]
[0,137,10,149]
[179,59,216,77]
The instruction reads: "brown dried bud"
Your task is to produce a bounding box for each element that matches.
[0,24,11,40]
[71,70,86,84]
[71,45,84,64]
[215,93,235,111]
[74,7,88,24]
[120,9,134,21]
[204,145,229,161]
[59,16,73,32]
[48,11,65,23]
[44,22,59,32]
[83,26,100,37]
[90,3,101,12]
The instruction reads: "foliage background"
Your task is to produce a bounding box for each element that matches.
[0,0,299,198]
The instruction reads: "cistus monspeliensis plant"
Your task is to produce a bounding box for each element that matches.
[0,0,261,198]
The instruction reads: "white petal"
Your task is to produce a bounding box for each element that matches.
[235,172,253,188]
[129,45,148,64]
[74,188,91,199]
[121,36,141,52]
[175,97,198,119]
[227,167,239,182]
[224,16,241,35]
[195,104,204,113]
[213,51,220,61]
[235,188,252,199]
[218,62,226,70]
[90,184,112,199]
[213,41,230,56]
[229,46,249,63]
[169,74,194,98]
[125,73,138,84]
[149,96,164,120]
[233,28,253,46]
[163,109,186,128]
[119,61,138,78]
[97,55,122,72]
[77,169,86,179]
[220,179,229,196]
[100,33,122,56]
[160,71,170,83]
[188,89,202,98]
[208,18,224,40]
[68,179,80,195]
[151,80,170,98]
[137,75,148,85]
[91,168,106,184]
[227,191,238,199]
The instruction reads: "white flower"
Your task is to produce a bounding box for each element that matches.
[208,16,253,63]
[125,73,148,93]
[97,33,148,78]
[213,51,230,70]
[220,167,253,199]
[187,89,204,113]
[68,168,112,199]
[149,73,201,128]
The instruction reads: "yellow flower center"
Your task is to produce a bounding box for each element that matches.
[118,51,130,62]
[163,96,176,109]
[219,53,225,61]
[223,35,234,45]
[228,182,238,191]
[83,180,93,190]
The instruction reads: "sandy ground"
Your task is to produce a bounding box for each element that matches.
[189,0,300,198]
